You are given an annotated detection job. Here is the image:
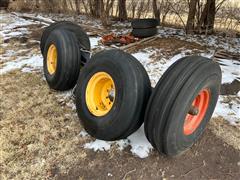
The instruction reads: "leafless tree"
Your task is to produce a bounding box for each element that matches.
[127,0,138,18]
[186,0,198,33]
[118,0,127,21]
[7,0,239,34]
[75,0,81,14]
[152,0,160,21]
[99,0,115,27]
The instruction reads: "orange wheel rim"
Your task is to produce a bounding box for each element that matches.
[183,89,210,135]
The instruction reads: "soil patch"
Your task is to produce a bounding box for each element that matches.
[221,79,240,95]
[128,37,207,55]
[28,24,44,41]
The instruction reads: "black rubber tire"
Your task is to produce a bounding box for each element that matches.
[40,21,90,63]
[144,56,221,156]
[75,49,151,140]
[132,28,158,38]
[131,18,159,29]
[43,29,81,91]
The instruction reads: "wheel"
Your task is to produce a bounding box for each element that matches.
[132,28,158,38]
[75,49,151,140]
[40,21,90,64]
[131,18,159,29]
[43,29,81,91]
[144,56,221,156]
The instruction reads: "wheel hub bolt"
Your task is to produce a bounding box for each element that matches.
[107,89,115,102]
[188,106,199,116]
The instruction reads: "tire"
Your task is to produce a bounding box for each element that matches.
[144,56,221,156]
[43,29,81,91]
[75,49,151,140]
[131,18,159,29]
[40,21,90,64]
[132,28,158,38]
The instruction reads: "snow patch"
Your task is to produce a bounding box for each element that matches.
[213,96,240,126]
[115,139,129,151]
[107,173,113,177]
[84,140,111,151]
[79,130,89,137]
[217,59,240,84]
[127,126,153,158]
[157,27,240,53]
[132,50,189,86]
[0,55,42,74]
[201,53,240,84]
[35,14,55,23]
[90,37,101,49]
[55,90,76,110]
[0,13,36,40]
[83,126,152,158]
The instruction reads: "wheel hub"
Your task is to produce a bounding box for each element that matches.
[85,72,115,117]
[47,44,57,74]
[184,89,210,135]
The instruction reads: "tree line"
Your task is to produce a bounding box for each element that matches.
[7,0,240,35]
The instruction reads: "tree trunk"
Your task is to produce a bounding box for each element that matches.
[81,0,89,14]
[152,0,160,22]
[95,0,114,27]
[100,0,108,27]
[90,0,101,17]
[75,0,80,14]
[137,0,145,18]
[35,0,40,9]
[197,0,216,34]
[118,0,127,21]
[186,0,198,34]
[62,0,68,13]
[95,0,101,17]
[206,0,215,34]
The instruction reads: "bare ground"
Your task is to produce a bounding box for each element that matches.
[128,37,207,54]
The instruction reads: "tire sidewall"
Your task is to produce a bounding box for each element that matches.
[75,52,140,140]
[131,19,159,29]
[43,32,64,88]
[147,57,206,150]
[164,63,221,155]
[132,28,158,38]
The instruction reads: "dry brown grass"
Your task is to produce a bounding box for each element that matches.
[209,117,240,151]
[0,71,88,179]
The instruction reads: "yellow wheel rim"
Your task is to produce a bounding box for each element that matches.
[85,72,116,117]
[47,44,57,74]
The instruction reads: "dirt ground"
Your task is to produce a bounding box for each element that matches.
[0,14,240,179]
[128,37,207,54]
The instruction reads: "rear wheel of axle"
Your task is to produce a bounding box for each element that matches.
[144,56,222,156]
